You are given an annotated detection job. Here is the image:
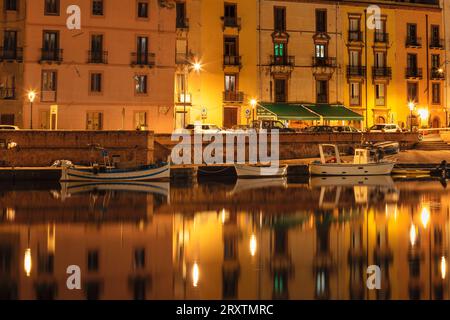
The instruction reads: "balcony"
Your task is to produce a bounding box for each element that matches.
[374,32,389,44]
[176,53,189,65]
[430,38,444,49]
[431,68,445,80]
[405,67,423,79]
[40,48,63,63]
[0,47,23,62]
[176,17,189,30]
[41,90,57,102]
[347,66,366,78]
[312,57,337,68]
[405,37,422,48]
[0,88,15,100]
[88,51,108,64]
[223,91,244,103]
[223,55,241,68]
[221,16,241,30]
[270,55,295,74]
[348,30,363,42]
[131,52,156,67]
[372,66,392,79]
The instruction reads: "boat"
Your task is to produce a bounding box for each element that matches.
[228,177,288,196]
[234,163,288,178]
[60,161,170,182]
[309,144,395,176]
[309,175,395,188]
[373,141,400,155]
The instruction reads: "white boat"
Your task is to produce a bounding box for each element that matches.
[228,177,288,196]
[309,144,395,176]
[60,162,170,182]
[309,175,395,188]
[234,163,288,178]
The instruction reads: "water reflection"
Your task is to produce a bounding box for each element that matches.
[0,177,449,300]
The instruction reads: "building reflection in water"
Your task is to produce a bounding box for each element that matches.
[0,179,449,300]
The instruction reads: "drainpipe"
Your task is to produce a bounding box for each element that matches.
[426,14,430,127]
[364,9,369,130]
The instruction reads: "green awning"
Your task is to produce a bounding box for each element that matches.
[302,104,364,121]
[258,103,321,121]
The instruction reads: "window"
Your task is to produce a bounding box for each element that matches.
[137,1,148,18]
[316,80,328,103]
[134,112,147,129]
[407,82,418,102]
[315,44,326,58]
[176,2,187,28]
[135,75,147,94]
[432,83,441,104]
[87,250,99,272]
[44,0,60,15]
[224,3,237,27]
[374,52,386,68]
[86,112,103,130]
[224,74,236,93]
[407,23,417,43]
[224,37,238,65]
[41,70,57,102]
[431,54,440,69]
[4,0,18,11]
[348,17,361,41]
[274,78,287,103]
[42,31,60,61]
[431,25,440,45]
[407,53,417,70]
[92,0,103,16]
[349,50,360,67]
[274,7,286,32]
[350,82,360,106]
[375,83,386,106]
[90,73,102,93]
[274,42,285,57]
[316,9,327,33]
[0,74,15,99]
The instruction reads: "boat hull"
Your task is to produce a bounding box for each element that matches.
[234,164,288,178]
[309,162,394,176]
[61,164,170,182]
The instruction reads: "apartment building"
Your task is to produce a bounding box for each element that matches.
[174,0,258,129]
[1,0,176,132]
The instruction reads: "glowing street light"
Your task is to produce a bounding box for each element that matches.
[410,224,417,247]
[192,61,202,73]
[420,206,430,229]
[192,262,199,287]
[27,90,37,129]
[441,256,447,280]
[250,234,257,257]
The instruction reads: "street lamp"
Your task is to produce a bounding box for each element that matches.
[250,98,257,123]
[27,90,37,129]
[408,101,415,132]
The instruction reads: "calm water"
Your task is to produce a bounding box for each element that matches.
[0,177,449,300]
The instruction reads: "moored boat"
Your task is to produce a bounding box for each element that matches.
[309,144,395,176]
[60,162,170,182]
[234,163,288,178]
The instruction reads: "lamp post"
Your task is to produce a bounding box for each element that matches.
[408,101,415,132]
[182,61,202,128]
[250,98,257,123]
[27,90,36,130]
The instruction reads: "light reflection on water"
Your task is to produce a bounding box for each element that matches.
[0,177,449,300]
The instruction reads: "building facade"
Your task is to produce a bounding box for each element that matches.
[1,0,176,132]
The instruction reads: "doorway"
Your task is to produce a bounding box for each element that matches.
[223,107,238,129]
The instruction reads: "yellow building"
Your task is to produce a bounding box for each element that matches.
[174,0,258,129]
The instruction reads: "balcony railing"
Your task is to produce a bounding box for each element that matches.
[0,88,15,99]
[131,52,156,67]
[405,67,423,79]
[0,47,23,61]
[348,30,363,42]
[223,91,244,103]
[221,16,241,30]
[372,66,392,79]
[347,65,366,77]
[350,96,361,106]
[270,55,295,66]
[223,55,241,67]
[431,68,445,80]
[41,90,57,102]
[430,38,444,49]
[374,32,389,44]
[88,50,108,64]
[176,17,189,30]
[406,37,422,47]
[40,48,63,63]
[312,57,337,68]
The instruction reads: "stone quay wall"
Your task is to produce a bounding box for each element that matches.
[0,131,154,167]
[155,132,420,162]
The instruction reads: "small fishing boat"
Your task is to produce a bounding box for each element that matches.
[60,161,170,182]
[234,163,288,178]
[228,177,288,196]
[309,144,395,176]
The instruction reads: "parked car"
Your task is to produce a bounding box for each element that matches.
[303,125,334,133]
[0,125,19,130]
[332,125,361,133]
[369,124,402,133]
[251,120,296,133]
[181,123,230,134]
[229,124,254,133]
